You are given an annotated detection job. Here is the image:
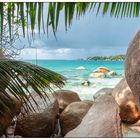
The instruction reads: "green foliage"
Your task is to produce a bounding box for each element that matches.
[1,2,140,39]
[87,55,125,61]
[0,59,65,114]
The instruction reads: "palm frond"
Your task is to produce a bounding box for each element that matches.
[1,2,140,39]
[0,59,65,114]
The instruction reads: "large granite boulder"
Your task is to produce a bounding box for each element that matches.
[112,78,140,124]
[65,94,122,138]
[125,29,140,111]
[15,94,59,137]
[60,101,93,136]
[89,72,105,78]
[93,88,113,99]
[53,90,81,113]
[0,93,22,136]
[93,67,110,73]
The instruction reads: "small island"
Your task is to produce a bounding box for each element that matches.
[86,55,125,61]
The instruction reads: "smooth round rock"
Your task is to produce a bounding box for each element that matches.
[60,101,92,136]
[53,90,81,113]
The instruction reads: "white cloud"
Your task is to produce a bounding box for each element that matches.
[16,48,73,60]
[53,48,71,54]
[16,45,127,60]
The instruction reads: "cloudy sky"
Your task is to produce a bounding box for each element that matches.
[16,6,140,60]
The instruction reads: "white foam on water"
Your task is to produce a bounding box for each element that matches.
[63,77,122,100]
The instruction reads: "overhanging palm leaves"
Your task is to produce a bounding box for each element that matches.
[1,2,140,40]
[0,59,65,114]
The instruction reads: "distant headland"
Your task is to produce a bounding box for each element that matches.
[80,55,125,61]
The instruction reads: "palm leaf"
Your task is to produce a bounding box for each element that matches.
[103,3,109,15]
[38,2,42,34]
[41,2,45,34]
[56,3,63,31]
[1,2,140,38]
[0,59,65,115]
[114,3,121,17]
[65,3,68,30]
[29,2,37,36]
[26,2,29,40]
[7,3,12,40]
[47,2,56,37]
[96,3,101,16]
[0,3,3,43]
[19,3,25,37]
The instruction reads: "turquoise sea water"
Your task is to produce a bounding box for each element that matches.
[25,60,140,138]
[26,60,124,100]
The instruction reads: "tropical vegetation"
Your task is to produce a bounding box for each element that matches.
[0,2,140,114]
[1,2,140,40]
[87,55,125,61]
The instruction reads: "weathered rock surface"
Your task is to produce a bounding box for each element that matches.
[94,67,110,73]
[53,90,81,113]
[15,94,59,137]
[93,88,113,99]
[89,72,105,78]
[0,94,22,136]
[60,101,92,136]
[112,78,140,124]
[65,94,122,138]
[125,29,140,111]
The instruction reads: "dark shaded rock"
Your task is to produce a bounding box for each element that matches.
[125,29,140,111]
[112,78,140,124]
[53,90,81,113]
[65,94,122,138]
[93,88,113,99]
[81,80,90,86]
[0,93,22,136]
[60,101,92,136]
[15,94,59,137]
